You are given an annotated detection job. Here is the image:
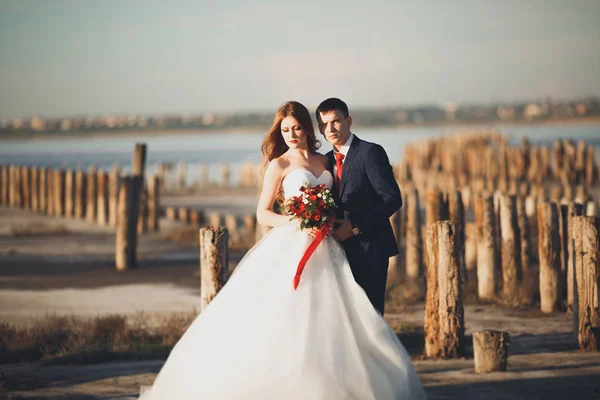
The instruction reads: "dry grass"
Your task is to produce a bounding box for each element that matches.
[9,222,70,237]
[0,311,197,365]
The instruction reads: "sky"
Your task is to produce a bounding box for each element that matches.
[1,0,599,119]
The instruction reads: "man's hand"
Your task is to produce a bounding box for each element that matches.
[332,220,354,241]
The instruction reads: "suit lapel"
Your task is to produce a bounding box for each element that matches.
[339,135,360,197]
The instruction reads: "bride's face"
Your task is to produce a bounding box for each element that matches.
[280,116,308,150]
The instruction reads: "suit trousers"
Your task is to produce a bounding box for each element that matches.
[348,258,389,316]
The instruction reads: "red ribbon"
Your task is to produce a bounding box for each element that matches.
[292,224,331,290]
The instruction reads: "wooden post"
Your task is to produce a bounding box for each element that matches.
[565,203,585,310]
[133,144,147,234]
[437,221,466,358]
[115,177,137,270]
[405,189,423,280]
[499,194,522,303]
[572,216,600,351]
[0,165,8,206]
[21,167,31,209]
[585,144,596,187]
[448,190,466,279]
[74,170,86,219]
[387,209,403,286]
[38,167,47,213]
[147,174,159,232]
[208,212,221,227]
[97,170,108,226]
[30,167,39,211]
[137,186,148,234]
[177,162,186,188]
[199,227,229,310]
[424,223,440,359]
[86,166,97,223]
[45,168,54,215]
[64,169,75,217]
[537,202,562,313]
[587,201,597,217]
[108,165,120,227]
[517,196,536,305]
[189,209,202,226]
[165,207,177,221]
[475,193,498,301]
[53,169,65,217]
[178,207,190,224]
[473,330,510,373]
[199,163,209,188]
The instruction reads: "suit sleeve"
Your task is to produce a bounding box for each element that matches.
[352,144,402,236]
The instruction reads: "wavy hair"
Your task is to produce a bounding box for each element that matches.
[261,101,320,169]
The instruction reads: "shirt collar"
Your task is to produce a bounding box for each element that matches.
[335,133,354,157]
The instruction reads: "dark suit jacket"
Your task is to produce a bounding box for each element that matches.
[327,135,402,272]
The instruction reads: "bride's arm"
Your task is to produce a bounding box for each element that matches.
[256,160,298,228]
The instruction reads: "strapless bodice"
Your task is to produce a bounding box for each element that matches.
[281,169,333,200]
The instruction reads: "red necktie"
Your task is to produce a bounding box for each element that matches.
[335,152,345,183]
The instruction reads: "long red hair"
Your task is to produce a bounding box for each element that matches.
[261,101,320,169]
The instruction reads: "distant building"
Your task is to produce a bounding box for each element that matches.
[496,106,516,121]
[30,116,46,131]
[523,104,542,120]
[11,119,24,129]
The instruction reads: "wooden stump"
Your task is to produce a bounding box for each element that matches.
[573,216,600,351]
[424,223,440,358]
[86,166,98,223]
[74,170,86,219]
[108,165,120,227]
[21,167,31,210]
[53,169,65,217]
[199,227,229,310]
[38,167,47,213]
[0,165,8,206]
[115,177,137,270]
[208,212,221,227]
[165,207,177,221]
[132,144,147,234]
[465,222,477,275]
[198,163,209,188]
[46,168,54,215]
[436,221,466,358]
[499,194,522,302]
[537,202,562,313]
[189,209,202,226]
[178,207,190,224]
[566,203,585,310]
[387,209,403,286]
[405,189,423,280]
[243,213,256,245]
[64,169,75,217]
[475,193,498,301]
[147,174,159,232]
[220,163,230,188]
[97,170,108,226]
[225,214,239,245]
[30,167,39,211]
[177,162,186,188]
[473,330,510,373]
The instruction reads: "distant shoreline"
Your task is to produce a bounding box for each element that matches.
[1,116,600,142]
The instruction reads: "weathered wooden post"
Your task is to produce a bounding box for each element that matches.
[21,166,31,209]
[53,169,65,217]
[572,216,600,351]
[208,212,221,227]
[0,165,8,206]
[199,227,229,310]
[387,209,403,286]
[133,145,147,234]
[473,330,510,373]
[499,194,522,303]
[38,167,47,213]
[30,167,39,211]
[115,177,136,270]
[225,214,239,245]
[587,201,597,217]
[97,170,108,226]
[198,163,209,188]
[189,209,202,226]
[436,221,466,358]
[566,203,585,310]
[45,168,54,215]
[165,206,177,221]
[74,169,86,219]
[177,162,186,189]
[465,222,477,276]
[137,187,148,234]
[178,207,190,224]
[64,169,75,217]
[405,188,423,280]
[537,202,562,313]
[424,223,440,359]
[448,190,466,279]
[243,213,256,245]
[108,165,120,227]
[86,166,97,223]
[147,174,159,232]
[475,193,498,301]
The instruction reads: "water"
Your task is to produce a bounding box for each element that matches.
[1,123,599,184]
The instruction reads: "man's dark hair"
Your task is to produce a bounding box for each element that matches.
[315,98,349,122]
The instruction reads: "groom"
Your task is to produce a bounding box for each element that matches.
[317,98,402,316]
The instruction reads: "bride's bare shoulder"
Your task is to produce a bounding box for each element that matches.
[313,153,329,168]
[265,157,289,177]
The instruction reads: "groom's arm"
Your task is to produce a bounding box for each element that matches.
[351,144,401,236]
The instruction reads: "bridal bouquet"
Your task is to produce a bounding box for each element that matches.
[285,184,337,290]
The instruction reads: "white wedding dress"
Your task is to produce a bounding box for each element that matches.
[139,169,426,400]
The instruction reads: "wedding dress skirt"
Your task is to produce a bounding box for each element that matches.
[139,169,426,399]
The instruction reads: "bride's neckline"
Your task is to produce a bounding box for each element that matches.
[282,168,331,184]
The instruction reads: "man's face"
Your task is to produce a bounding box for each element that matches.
[318,110,352,148]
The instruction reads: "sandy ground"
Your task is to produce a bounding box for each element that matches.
[2,205,600,399]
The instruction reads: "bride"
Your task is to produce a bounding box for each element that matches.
[139,101,427,399]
